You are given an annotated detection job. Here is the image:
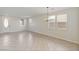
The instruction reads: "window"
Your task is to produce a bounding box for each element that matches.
[46,14,67,30]
[29,18,33,26]
[19,19,25,25]
[48,15,55,22]
[57,14,67,30]
[29,18,32,24]
[4,18,8,28]
[48,15,56,29]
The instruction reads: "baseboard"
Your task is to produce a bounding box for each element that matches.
[29,30,79,45]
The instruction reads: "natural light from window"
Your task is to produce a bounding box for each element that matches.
[29,18,32,24]
[48,15,55,22]
[4,18,8,28]
[57,14,67,30]
[47,14,67,30]
[19,19,25,26]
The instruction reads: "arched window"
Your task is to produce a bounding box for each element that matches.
[4,18,8,28]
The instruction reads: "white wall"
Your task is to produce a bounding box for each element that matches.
[0,16,28,33]
[0,8,78,44]
[29,8,79,44]
[65,8,79,44]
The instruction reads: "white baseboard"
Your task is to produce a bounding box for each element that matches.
[29,30,79,45]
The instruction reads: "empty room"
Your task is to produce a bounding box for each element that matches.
[0,7,79,51]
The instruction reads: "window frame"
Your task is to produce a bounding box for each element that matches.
[56,14,68,30]
[47,13,68,31]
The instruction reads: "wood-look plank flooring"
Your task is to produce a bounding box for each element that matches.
[0,31,79,51]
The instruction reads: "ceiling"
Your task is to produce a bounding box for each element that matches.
[0,7,69,17]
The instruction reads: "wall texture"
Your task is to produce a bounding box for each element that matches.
[0,16,28,33]
[0,8,79,44]
[29,8,79,44]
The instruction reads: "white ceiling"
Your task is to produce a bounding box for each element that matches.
[0,7,69,17]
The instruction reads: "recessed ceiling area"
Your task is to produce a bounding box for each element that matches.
[0,7,69,17]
